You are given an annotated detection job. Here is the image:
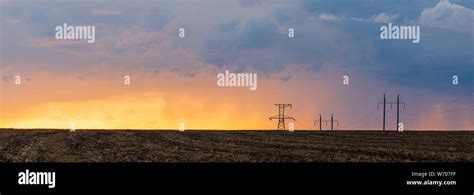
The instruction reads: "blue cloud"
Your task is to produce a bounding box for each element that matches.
[2,0,472,94]
[301,0,435,19]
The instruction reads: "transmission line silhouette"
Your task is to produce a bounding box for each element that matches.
[314,113,339,131]
[401,94,473,115]
[267,93,471,131]
[377,94,405,131]
[269,104,295,130]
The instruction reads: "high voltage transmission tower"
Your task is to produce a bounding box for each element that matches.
[314,113,339,131]
[377,94,405,131]
[269,104,295,130]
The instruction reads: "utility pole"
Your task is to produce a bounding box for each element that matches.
[383,94,386,131]
[377,94,405,131]
[269,104,295,130]
[314,113,339,131]
[319,113,322,131]
[377,94,386,131]
[397,94,400,130]
[314,113,325,131]
[396,94,405,130]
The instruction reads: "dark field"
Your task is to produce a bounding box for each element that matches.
[0,129,472,162]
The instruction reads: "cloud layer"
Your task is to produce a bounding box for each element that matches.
[1,0,472,130]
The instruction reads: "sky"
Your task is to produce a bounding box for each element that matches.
[0,0,473,130]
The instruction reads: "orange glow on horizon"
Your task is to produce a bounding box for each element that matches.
[1,66,472,130]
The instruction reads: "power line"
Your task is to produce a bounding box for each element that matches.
[343,112,396,130]
[402,103,474,115]
[268,92,472,131]
[294,120,314,130]
[338,107,380,129]
[402,93,473,115]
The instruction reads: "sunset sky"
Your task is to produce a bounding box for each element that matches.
[1,0,473,130]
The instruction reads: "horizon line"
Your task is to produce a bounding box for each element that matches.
[1,128,473,132]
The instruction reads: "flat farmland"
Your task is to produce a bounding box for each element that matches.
[0,129,472,162]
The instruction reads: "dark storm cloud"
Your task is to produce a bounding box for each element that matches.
[2,0,473,92]
[238,0,266,7]
[184,0,473,92]
[2,0,174,37]
[302,0,436,19]
[199,18,285,71]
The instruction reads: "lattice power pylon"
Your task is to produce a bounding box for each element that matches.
[269,104,295,130]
